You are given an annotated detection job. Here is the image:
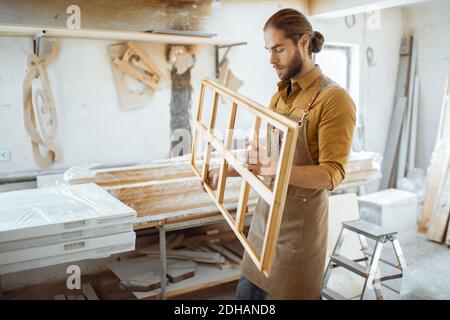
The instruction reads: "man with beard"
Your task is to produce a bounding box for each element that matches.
[205,8,356,299]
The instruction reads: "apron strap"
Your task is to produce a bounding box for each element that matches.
[298,77,336,127]
[267,77,337,155]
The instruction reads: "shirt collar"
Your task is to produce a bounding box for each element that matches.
[276,65,322,92]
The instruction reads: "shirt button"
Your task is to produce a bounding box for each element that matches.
[302,198,307,202]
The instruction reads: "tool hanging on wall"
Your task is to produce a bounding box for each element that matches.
[108,41,164,111]
[218,58,243,95]
[366,47,377,67]
[23,39,62,168]
[345,15,356,28]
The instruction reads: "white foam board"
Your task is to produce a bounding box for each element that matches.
[0,232,135,274]
[0,184,136,243]
[0,231,136,265]
[0,223,132,252]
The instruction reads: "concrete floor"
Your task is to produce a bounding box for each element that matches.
[1,231,449,300]
[394,231,450,299]
[178,230,450,300]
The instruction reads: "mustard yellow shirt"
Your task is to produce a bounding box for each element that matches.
[269,66,356,190]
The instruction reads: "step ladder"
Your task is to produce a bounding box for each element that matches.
[321,219,408,300]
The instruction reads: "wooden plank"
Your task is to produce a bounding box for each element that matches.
[69,152,235,186]
[235,116,261,231]
[419,147,450,233]
[201,91,220,181]
[126,190,242,217]
[380,97,407,189]
[114,58,158,90]
[23,42,61,168]
[108,255,239,300]
[119,277,161,292]
[107,43,154,111]
[223,240,244,257]
[0,24,241,46]
[381,36,412,188]
[167,269,195,283]
[407,76,420,174]
[167,233,185,250]
[397,36,417,182]
[419,63,450,233]
[104,171,260,221]
[140,249,226,264]
[183,231,241,244]
[133,201,256,230]
[217,102,238,203]
[139,263,241,299]
[108,176,242,202]
[201,78,294,130]
[127,41,164,82]
[81,283,100,300]
[426,159,450,242]
[447,217,450,247]
[235,179,251,232]
[206,243,242,264]
[137,233,177,252]
[108,257,163,297]
[436,61,450,141]
[191,83,206,172]
[260,128,297,277]
[166,260,197,283]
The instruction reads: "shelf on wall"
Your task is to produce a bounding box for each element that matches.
[0,24,244,46]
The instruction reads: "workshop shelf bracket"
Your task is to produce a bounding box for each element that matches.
[215,42,247,78]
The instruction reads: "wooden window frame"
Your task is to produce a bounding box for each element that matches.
[191,78,299,277]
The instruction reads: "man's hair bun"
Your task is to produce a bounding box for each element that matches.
[311,31,324,53]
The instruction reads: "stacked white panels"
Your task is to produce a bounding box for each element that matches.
[0,183,136,274]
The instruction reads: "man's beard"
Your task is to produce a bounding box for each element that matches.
[280,50,303,81]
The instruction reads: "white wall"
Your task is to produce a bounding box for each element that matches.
[0,0,308,178]
[402,0,450,170]
[314,0,450,172]
[312,8,404,157]
[0,38,177,175]
[0,0,309,290]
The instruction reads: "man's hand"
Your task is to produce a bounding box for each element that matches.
[200,146,277,194]
[247,160,277,177]
[245,146,277,177]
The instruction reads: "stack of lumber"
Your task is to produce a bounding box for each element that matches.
[418,62,450,246]
[54,283,100,300]
[69,153,258,229]
[108,227,245,299]
[381,35,420,189]
[341,151,381,185]
[0,184,136,274]
[138,227,244,269]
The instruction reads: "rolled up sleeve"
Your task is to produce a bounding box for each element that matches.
[318,88,356,191]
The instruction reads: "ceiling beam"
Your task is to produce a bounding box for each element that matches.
[309,0,432,19]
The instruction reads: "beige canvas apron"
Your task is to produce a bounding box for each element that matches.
[240,78,334,300]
